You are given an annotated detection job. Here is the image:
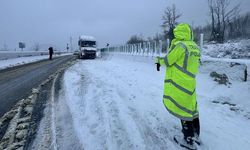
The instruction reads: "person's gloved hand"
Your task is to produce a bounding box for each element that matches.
[155,57,161,71]
[156,63,160,71]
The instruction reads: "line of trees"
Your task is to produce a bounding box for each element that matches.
[161,4,182,42]
[127,0,250,45]
[194,11,250,43]
[207,0,240,43]
[0,44,8,51]
[126,34,145,44]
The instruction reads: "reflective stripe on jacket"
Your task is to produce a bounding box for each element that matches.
[157,23,201,121]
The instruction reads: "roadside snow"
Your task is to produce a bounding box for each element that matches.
[202,55,250,65]
[202,39,250,59]
[0,53,72,70]
[0,51,49,60]
[52,54,250,150]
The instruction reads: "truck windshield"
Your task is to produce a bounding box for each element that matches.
[80,41,96,47]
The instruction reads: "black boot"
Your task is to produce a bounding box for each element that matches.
[193,118,201,145]
[174,135,197,150]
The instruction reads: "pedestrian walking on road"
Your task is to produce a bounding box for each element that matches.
[155,23,201,150]
[48,47,54,60]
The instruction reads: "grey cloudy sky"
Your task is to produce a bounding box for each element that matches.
[0,0,249,51]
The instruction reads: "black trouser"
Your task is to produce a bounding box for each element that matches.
[181,117,200,140]
[49,54,53,60]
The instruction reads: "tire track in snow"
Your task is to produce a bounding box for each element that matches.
[86,58,183,149]
[113,80,173,150]
[63,65,111,149]
[63,62,142,149]
[80,60,171,149]
[83,75,133,149]
[51,74,58,150]
[31,75,60,150]
[54,70,83,150]
[90,61,162,147]
[31,71,82,150]
[63,59,184,149]
[89,77,140,149]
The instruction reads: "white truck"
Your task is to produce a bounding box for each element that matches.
[78,35,97,59]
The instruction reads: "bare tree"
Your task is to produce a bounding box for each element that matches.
[1,43,8,51]
[127,35,145,44]
[228,12,250,39]
[193,11,250,42]
[208,0,240,43]
[152,33,164,41]
[33,43,40,51]
[162,4,182,41]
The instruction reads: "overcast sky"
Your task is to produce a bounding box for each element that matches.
[0,0,249,51]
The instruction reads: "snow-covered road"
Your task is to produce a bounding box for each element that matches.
[32,54,250,150]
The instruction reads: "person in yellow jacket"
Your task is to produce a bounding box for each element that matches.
[156,23,201,149]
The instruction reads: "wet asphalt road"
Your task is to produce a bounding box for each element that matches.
[0,55,76,117]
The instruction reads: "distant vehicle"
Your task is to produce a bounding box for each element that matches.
[78,35,97,59]
[73,50,79,55]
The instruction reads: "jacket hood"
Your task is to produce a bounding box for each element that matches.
[173,23,193,41]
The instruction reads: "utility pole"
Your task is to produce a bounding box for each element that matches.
[70,36,73,52]
[3,43,8,51]
[106,43,110,53]
[66,43,69,52]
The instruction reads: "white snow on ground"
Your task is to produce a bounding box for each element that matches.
[0,53,72,70]
[35,53,250,150]
[202,55,250,65]
[202,55,250,82]
[0,50,68,60]
[0,51,49,60]
[202,39,250,59]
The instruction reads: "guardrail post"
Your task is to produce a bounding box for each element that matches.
[132,44,134,55]
[148,41,150,57]
[143,42,145,56]
[131,44,133,54]
[139,43,142,55]
[138,43,140,55]
[128,45,129,54]
[167,39,170,53]
[126,45,128,54]
[159,40,162,56]
[200,33,204,52]
[153,41,157,57]
[134,44,136,55]
[244,65,248,82]
[135,44,137,55]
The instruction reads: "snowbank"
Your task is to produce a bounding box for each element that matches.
[0,51,67,60]
[0,53,72,70]
[202,39,250,59]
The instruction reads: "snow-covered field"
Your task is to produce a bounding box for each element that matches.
[32,53,250,150]
[0,50,68,60]
[0,53,72,70]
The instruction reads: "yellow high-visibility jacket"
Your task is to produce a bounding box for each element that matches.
[157,23,201,121]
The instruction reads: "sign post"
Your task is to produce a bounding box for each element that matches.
[19,42,25,51]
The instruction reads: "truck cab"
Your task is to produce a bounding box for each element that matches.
[78,35,97,59]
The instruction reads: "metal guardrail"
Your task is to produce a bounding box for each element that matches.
[100,34,206,57]
[99,40,168,57]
